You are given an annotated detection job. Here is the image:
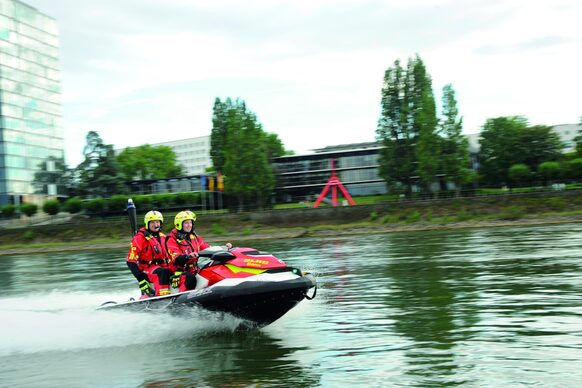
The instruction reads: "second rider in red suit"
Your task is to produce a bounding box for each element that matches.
[165,210,210,292]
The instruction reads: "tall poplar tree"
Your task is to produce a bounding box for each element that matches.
[376,55,440,195]
[440,84,469,194]
[376,59,415,194]
[210,97,234,172]
[409,56,440,194]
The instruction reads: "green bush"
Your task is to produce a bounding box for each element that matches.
[565,158,582,179]
[20,203,38,217]
[1,204,16,217]
[538,161,561,183]
[369,211,378,222]
[174,192,191,206]
[173,192,200,208]
[134,195,153,211]
[108,195,129,212]
[405,211,421,223]
[508,163,531,186]
[211,223,226,235]
[64,197,83,214]
[42,199,60,216]
[151,193,175,209]
[22,229,34,241]
[84,198,105,214]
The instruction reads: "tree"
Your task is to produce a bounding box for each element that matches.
[377,55,442,195]
[478,117,563,185]
[117,145,183,180]
[508,163,531,187]
[439,84,470,194]
[218,102,275,211]
[76,131,125,197]
[376,59,414,195]
[263,132,287,160]
[478,116,528,185]
[33,156,77,197]
[538,161,561,185]
[92,146,127,196]
[515,125,562,168]
[210,97,234,173]
[409,56,440,195]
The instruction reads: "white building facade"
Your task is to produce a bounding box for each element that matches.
[150,135,212,176]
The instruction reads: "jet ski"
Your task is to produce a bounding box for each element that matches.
[98,246,317,327]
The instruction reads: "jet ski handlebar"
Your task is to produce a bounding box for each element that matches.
[197,247,236,262]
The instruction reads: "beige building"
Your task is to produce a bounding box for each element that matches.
[150,135,212,176]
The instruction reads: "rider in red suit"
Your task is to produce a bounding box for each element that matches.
[165,210,210,292]
[127,210,172,297]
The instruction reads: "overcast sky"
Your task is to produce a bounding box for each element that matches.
[22,0,582,166]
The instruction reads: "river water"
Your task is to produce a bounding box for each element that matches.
[1,223,582,387]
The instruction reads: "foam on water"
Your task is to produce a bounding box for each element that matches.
[0,290,243,357]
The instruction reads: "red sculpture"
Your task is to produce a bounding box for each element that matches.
[312,159,356,208]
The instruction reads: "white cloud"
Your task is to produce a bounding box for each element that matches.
[20,0,582,165]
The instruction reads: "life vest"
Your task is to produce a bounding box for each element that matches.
[127,228,168,270]
[165,228,209,270]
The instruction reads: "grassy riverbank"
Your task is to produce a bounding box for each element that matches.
[2,190,582,256]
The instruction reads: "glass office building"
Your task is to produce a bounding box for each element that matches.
[272,142,387,203]
[0,0,64,205]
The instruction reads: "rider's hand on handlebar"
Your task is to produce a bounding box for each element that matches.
[175,254,189,267]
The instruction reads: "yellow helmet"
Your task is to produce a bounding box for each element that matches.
[174,210,196,231]
[144,210,163,228]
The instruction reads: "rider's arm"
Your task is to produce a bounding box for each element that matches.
[197,235,210,251]
[127,234,147,282]
[127,261,147,282]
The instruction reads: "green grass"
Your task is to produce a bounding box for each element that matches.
[273,202,313,209]
[351,194,401,205]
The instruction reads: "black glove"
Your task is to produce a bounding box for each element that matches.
[171,271,182,288]
[175,254,189,267]
[139,279,154,296]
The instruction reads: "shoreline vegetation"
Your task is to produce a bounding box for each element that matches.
[2,190,582,256]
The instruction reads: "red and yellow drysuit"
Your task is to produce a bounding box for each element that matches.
[127,228,172,296]
[165,228,210,292]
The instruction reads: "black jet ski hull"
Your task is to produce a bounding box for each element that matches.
[99,274,316,327]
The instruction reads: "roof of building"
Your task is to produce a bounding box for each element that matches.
[312,141,381,153]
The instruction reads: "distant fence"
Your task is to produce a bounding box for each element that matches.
[2,187,582,231]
